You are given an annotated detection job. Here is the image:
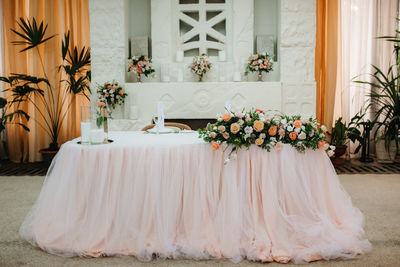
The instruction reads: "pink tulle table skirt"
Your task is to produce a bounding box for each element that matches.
[20,132,370,263]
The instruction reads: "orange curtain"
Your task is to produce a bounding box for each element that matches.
[315,0,339,130]
[2,0,90,162]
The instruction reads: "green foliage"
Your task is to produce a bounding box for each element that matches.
[0,18,91,150]
[11,17,56,52]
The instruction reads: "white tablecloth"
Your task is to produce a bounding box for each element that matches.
[20,131,370,263]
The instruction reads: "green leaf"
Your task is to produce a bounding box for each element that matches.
[11,17,56,52]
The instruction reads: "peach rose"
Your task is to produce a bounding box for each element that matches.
[275,141,283,150]
[293,120,302,128]
[255,138,264,146]
[119,90,124,96]
[209,132,217,138]
[230,123,240,134]
[222,113,232,122]
[223,132,230,139]
[96,101,105,107]
[289,131,298,141]
[318,140,326,149]
[268,125,277,136]
[253,120,264,132]
[218,125,226,133]
[211,141,220,150]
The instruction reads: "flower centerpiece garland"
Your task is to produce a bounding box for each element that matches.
[199,109,335,163]
[128,55,155,82]
[245,53,273,81]
[190,53,211,82]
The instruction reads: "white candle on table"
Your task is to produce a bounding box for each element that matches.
[80,122,91,144]
[177,68,184,82]
[176,50,184,62]
[90,129,105,144]
[233,71,241,82]
[130,106,139,120]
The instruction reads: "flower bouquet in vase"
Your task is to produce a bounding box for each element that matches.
[96,81,127,119]
[190,54,211,82]
[245,53,273,81]
[128,55,155,82]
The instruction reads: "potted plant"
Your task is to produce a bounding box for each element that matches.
[355,29,400,163]
[329,118,347,165]
[0,96,30,161]
[0,18,91,162]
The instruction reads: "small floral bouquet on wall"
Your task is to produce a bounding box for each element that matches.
[245,53,273,81]
[128,55,155,82]
[96,81,127,110]
[198,108,335,163]
[190,54,211,82]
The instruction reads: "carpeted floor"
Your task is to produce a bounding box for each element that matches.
[0,174,399,267]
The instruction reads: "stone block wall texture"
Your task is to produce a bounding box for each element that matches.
[89,0,128,100]
[280,0,316,116]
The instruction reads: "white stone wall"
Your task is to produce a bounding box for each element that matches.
[89,0,128,100]
[89,0,317,128]
[280,0,316,116]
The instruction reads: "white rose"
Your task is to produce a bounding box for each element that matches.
[330,145,336,151]
[298,132,306,140]
[295,128,301,133]
[327,150,335,157]
[259,116,266,122]
[323,143,330,151]
[244,126,253,134]
[321,125,328,132]
[238,119,244,126]
[301,125,305,131]
[287,126,293,132]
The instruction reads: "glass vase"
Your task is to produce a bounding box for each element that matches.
[137,74,142,83]
[257,71,263,82]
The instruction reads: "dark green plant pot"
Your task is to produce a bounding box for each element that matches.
[331,145,347,165]
[39,148,59,163]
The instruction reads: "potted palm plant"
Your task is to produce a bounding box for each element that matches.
[355,29,400,163]
[0,18,91,161]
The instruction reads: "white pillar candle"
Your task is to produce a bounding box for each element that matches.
[218,50,226,62]
[233,71,241,82]
[176,50,184,62]
[130,106,140,120]
[90,129,105,144]
[177,68,184,82]
[80,121,91,144]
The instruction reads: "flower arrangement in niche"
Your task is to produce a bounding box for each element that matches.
[245,53,273,81]
[190,54,211,82]
[96,81,127,111]
[198,108,335,164]
[128,55,155,82]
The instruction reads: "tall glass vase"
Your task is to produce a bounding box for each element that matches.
[257,71,263,82]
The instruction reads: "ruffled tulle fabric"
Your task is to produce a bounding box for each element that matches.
[20,132,371,263]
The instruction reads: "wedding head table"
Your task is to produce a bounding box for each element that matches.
[20,131,370,263]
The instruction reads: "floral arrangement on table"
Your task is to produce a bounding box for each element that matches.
[198,109,335,163]
[128,55,156,82]
[96,81,127,110]
[245,53,273,81]
[190,53,211,82]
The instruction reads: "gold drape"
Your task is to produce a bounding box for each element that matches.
[315,0,339,130]
[2,0,90,162]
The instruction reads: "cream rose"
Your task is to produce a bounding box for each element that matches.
[230,123,240,134]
